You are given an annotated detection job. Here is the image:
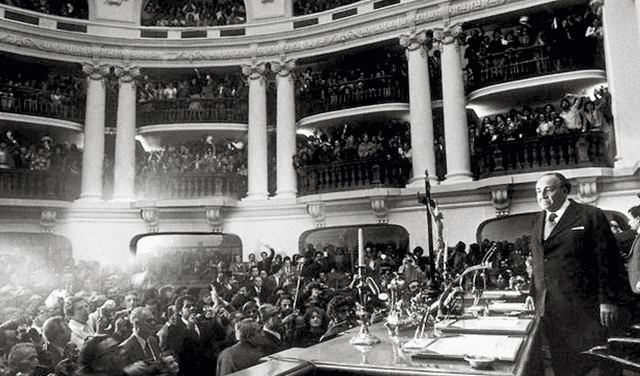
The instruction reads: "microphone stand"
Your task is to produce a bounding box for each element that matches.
[417,169,440,294]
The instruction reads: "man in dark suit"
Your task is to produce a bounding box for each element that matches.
[257,304,285,355]
[530,172,620,376]
[627,205,640,295]
[216,319,266,376]
[163,295,221,376]
[119,307,162,375]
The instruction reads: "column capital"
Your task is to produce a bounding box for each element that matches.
[114,64,141,83]
[242,60,269,81]
[271,58,296,78]
[433,22,465,49]
[82,61,110,80]
[399,29,433,52]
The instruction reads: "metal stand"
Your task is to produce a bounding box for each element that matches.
[350,266,381,346]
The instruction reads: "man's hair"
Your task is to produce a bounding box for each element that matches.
[63,296,86,318]
[173,294,196,312]
[42,316,67,344]
[629,205,640,219]
[8,342,37,373]
[235,318,262,343]
[540,172,571,192]
[257,304,279,324]
[129,307,152,326]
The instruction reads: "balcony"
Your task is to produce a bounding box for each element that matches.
[474,131,613,179]
[136,171,247,200]
[466,41,604,93]
[136,98,248,127]
[297,158,410,195]
[296,76,408,120]
[0,169,80,201]
[0,88,85,124]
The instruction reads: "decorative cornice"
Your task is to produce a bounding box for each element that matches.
[140,207,159,232]
[491,185,511,217]
[370,197,388,223]
[433,22,465,49]
[82,61,111,79]
[576,177,598,205]
[0,0,522,65]
[271,58,296,78]
[242,59,268,80]
[40,208,57,232]
[205,207,223,232]
[114,63,140,82]
[399,29,432,52]
[307,201,326,227]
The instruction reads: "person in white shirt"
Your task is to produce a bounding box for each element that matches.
[64,297,95,350]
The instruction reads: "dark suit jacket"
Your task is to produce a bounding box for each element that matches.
[119,333,161,365]
[628,233,640,294]
[164,318,220,376]
[530,199,619,351]
[216,341,266,376]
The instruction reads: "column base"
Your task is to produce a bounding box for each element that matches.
[406,175,439,188]
[442,171,474,184]
[76,194,103,203]
[273,190,297,199]
[243,192,269,201]
[110,195,136,203]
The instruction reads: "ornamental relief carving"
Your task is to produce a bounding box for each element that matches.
[0,0,521,64]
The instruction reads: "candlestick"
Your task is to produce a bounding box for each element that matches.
[358,228,365,268]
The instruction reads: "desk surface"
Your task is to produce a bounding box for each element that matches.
[254,316,539,376]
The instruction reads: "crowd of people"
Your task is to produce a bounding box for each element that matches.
[136,137,247,177]
[137,71,247,104]
[141,0,246,27]
[293,0,361,16]
[463,5,604,89]
[295,50,408,115]
[294,120,412,170]
[473,88,612,147]
[0,131,81,175]
[0,0,87,19]
[0,228,537,376]
[0,70,85,120]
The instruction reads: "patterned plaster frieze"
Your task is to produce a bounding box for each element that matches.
[0,0,525,66]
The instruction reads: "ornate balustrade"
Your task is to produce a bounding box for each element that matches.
[297,158,410,195]
[474,131,613,179]
[136,98,249,126]
[136,171,247,199]
[296,76,408,119]
[0,87,85,123]
[466,41,604,92]
[0,169,80,201]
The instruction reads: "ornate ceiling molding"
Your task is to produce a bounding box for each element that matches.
[0,0,523,66]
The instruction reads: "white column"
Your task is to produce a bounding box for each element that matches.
[602,1,640,167]
[435,24,473,183]
[112,65,140,201]
[79,63,109,202]
[242,62,269,200]
[272,59,297,198]
[400,30,437,187]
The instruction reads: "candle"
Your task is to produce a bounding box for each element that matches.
[358,228,365,267]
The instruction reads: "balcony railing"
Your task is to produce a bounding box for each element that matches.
[296,76,409,119]
[0,89,85,123]
[466,41,604,92]
[0,169,80,201]
[297,158,411,195]
[136,171,247,199]
[136,98,249,126]
[474,131,613,179]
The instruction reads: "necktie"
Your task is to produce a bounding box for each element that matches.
[144,341,156,361]
[544,213,557,240]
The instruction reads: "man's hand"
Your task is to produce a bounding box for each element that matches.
[600,303,618,328]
